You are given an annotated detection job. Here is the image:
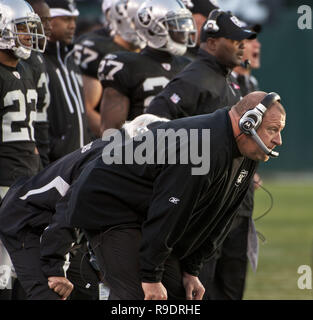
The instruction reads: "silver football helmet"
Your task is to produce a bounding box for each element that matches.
[0,0,46,59]
[108,0,145,47]
[134,0,197,56]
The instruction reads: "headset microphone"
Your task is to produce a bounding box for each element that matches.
[250,128,279,158]
[240,59,251,69]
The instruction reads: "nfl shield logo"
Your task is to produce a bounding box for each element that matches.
[170,93,181,104]
[162,63,171,71]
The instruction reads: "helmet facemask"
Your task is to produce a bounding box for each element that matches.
[109,0,145,48]
[0,10,46,59]
[136,2,197,56]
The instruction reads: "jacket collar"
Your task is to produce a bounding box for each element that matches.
[46,41,74,56]
[196,48,231,77]
[140,46,173,63]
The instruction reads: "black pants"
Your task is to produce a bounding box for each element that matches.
[2,234,99,300]
[86,228,186,300]
[67,240,100,300]
[199,216,249,300]
[4,243,61,300]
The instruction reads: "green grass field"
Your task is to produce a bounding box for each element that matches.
[243,180,313,300]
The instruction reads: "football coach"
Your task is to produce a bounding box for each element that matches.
[66,91,286,300]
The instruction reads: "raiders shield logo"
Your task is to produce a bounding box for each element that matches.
[138,7,152,26]
[235,169,248,187]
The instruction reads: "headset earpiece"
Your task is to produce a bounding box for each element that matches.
[238,92,281,158]
[239,92,281,135]
[203,9,224,33]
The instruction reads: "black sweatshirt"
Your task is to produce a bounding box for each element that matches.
[0,138,107,277]
[146,48,242,119]
[44,41,91,162]
[67,108,257,282]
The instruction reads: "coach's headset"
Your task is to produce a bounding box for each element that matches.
[238,92,281,158]
[202,8,225,33]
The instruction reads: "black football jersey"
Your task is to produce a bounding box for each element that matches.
[74,28,127,79]
[24,52,51,167]
[0,61,41,186]
[98,47,191,120]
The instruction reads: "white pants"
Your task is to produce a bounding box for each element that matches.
[0,186,16,290]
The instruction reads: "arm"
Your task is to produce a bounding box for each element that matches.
[100,87,130,133]
[40,193,77,299]
[82,75,103,138]
[182,272,205,300]
[145,78,202,120]
[139,162,206,284]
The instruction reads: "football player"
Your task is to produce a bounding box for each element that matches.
[98,0,197,132]
[25,0,52,168]
[0,0,46,299]
[74,0,144,138]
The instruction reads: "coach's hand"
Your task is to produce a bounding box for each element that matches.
[48,276,74,300]
[182,272,205,300]
[142,282,167,300]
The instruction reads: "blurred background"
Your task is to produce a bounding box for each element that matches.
[75,0,313,300]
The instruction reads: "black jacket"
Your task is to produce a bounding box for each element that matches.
[44,41,91,161]
[67,108,257,282]
[0,139,107,278]
[146,48,242,119]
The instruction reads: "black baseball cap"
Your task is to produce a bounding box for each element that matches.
[46,0,80,17]
[241,21,262,34]
[200,11,257,42]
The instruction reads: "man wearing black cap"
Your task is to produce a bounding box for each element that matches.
[44,0,91,162]
[146,10,256,119]
[201,23,264,301]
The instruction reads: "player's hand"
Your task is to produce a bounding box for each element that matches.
[48,276,74,300]
[182,272,205,300]
[142,282,167,300]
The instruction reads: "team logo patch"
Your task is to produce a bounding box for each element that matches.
[230,16,243,28]
[138,7,152,26]
[81,141,93,153]
[162,63,171,71]
[231,82,240,90]
[169,197,180,204]
[12,71,21,79]
[170,93,181,104]
[235,170,249,187]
